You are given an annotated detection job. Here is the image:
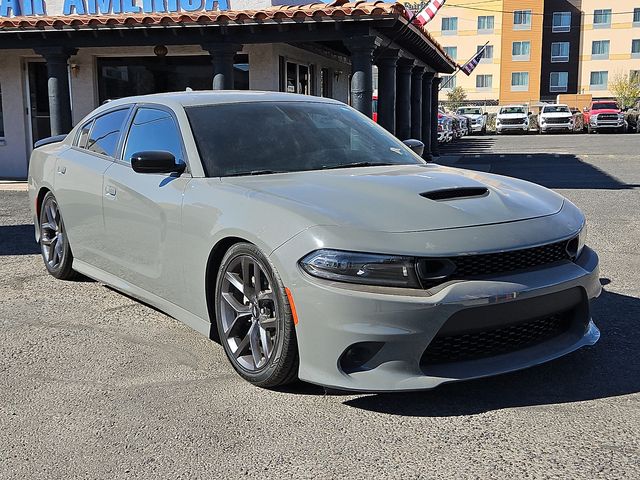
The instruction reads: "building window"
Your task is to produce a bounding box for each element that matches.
[591,40,610,59]
[633,39,640,57]
[593,9,611,28]
[444,46,458,60]
[477,15,494,33]
[441,76,456,89]
[476,74,493,89]
[590,71,608,90]
[551,42,570,62]
[552,12,571,32]
[549,72,569,92]
[512,41,531,61]
[442,17,458,34]
[634,8,640,26]
[478,44,494,62]
[513,10,532,30]
[283,60,314,95]
[0,83,4,139]
[511,72,529,91]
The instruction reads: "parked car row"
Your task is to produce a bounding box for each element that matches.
[438,109,473,144]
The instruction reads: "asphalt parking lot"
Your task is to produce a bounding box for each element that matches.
[1,134,639,479]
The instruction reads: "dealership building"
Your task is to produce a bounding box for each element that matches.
[0,0,455,179]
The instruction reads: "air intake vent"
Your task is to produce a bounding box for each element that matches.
[420,187,489,201]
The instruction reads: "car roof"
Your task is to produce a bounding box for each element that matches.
[543,104,569,107]
[93,90,342,113]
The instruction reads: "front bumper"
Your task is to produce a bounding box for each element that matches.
[541,122,573,132]
[272,223,600,391]
[470,124,484,132]
[497,123,528,132]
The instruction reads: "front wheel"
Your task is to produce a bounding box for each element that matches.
[215,243,299,388]
[38,192,77,280]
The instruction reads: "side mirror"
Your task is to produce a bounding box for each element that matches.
[402,139,425,157]
[130,151,185,174]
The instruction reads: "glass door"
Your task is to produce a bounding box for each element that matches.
[26,61,51,145]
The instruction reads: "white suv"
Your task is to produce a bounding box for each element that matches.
[496,105,529,134]
[539,104,574,134]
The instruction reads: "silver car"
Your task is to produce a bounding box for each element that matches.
[28,92,601,392]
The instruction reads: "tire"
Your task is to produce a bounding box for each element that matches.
[215,242,299,388]
[38,192,77,280]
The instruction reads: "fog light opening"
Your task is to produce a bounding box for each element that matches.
[339,342,384,374]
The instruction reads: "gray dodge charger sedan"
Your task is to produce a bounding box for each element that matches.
[28,92,601,391]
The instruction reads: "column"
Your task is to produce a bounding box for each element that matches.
[410,65,425,140]
[395,58,413,140]
[421,71,434,160]
[202,43,242,90]
[34,47,77,136]
[344,37,377,118]
[375,49,399,134]
[431,76,442,158]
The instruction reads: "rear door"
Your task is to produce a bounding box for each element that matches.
[101,105,191,305]
[53,107,131,271]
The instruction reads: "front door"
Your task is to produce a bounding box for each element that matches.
[26,61,51,146]
[102,106,190,306]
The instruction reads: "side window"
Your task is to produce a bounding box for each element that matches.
[76,120,93,148]
[123,108,184,164]
[87,109,129,157]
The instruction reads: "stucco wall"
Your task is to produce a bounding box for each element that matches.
[0,50,30,179]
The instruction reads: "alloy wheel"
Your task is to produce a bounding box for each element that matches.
[219,255,279,372]
[40,197,66,270]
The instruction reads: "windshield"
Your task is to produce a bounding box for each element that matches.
[500,106,526,114]
[592,102,619,110]
[543,105,570,113]
[457,108,482,115]
[186,102,424,177]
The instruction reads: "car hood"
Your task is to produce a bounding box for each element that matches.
[541,112,573,118]
[498,113,527,119]
[591,109,621,114]
[222,164,564,233]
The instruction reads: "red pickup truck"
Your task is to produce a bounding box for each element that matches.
[583,100,626,133]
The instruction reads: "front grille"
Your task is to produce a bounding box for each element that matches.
[418,239,574,288]
[546,117,572,124]
[421,312,573,364]
[500,118,525,125]
[597,114,618,122]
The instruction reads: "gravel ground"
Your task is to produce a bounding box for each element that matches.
[1,134,639,479]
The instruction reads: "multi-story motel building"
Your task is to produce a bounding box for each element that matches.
[0,0,456,179]
[423,0,640,106]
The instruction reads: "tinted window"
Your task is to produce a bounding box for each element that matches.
[186,102,424,177]
[124,108,184,164]
[500,107,526,114]
[87,109,129,157]
[76,120,93,148]
[543,106,570,113]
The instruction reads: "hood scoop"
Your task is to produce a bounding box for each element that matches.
[420,187,489,202]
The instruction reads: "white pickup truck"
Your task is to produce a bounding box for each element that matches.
[496,105,530,134]
[539,104,575,134]
[456,106,487,134]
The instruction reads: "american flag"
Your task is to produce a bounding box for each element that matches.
[460,47,486,75]
[413,0,448,27]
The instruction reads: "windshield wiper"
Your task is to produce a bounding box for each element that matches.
[225,170,282,177]
[320,162,394,170]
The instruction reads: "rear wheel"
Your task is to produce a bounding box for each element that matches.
[38,192,77,280]
[215,243,298,388]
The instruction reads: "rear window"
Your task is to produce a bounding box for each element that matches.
[86,109,130,158]
[186,102,423,177]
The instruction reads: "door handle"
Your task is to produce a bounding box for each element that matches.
[56,165,66,175]
[105,185,117,197]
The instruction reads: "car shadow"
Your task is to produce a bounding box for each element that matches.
[439,152,639,190]
[0,224,40,255]
[341,285,640,416]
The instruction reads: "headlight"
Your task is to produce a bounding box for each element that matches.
[567,223,587,259]
[577,222,587,258]
[618,113,625,120]
[540,118,546,124]
[590,115,598,124]
[299,249,421,288]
